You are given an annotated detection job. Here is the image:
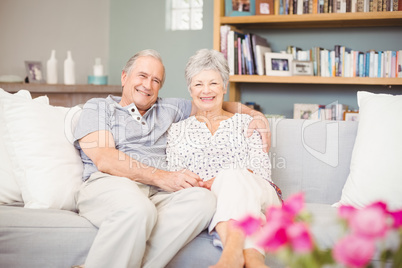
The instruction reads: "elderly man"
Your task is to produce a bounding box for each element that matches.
[73,49,270,268]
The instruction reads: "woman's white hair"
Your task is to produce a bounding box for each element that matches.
[185,49,229,92]
[122,49,166,87]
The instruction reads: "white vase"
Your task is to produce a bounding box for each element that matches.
[93,58,104,77]
[46,50,58,84]
[64,51,75,85]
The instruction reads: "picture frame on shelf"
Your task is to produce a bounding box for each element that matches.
[292,60,314,76]
[293,103,320,120]
[256,0,274,15]
[255,45,272,75]
[265,52,293,76]
[25,61,45,83]
[225,0,256,16]
[343,110,360,121]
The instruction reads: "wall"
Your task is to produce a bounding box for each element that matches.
[109,0,214,99]
[0,0,110,84]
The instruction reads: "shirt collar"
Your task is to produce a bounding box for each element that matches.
[107,95,159,117]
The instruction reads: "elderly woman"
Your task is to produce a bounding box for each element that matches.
[166,49,282,268]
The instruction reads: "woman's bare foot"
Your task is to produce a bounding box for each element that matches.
[210,221,246,268]
[244,248,269,268]
[209,245,244,268]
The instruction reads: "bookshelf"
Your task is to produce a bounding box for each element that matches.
[213,0,402,101]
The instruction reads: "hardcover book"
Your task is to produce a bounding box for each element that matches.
[220,25,231,60]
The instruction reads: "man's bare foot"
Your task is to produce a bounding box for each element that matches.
[244,248,269,268]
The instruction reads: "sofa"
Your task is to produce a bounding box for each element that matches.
[1,89,400,268]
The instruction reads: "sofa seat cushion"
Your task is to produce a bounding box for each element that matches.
[306,203,342,249]
[166,230,221,268]
[305,203,395,265]
[0,205,97,268]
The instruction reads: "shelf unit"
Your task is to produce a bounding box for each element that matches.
[213,0,402,101]
[0,83,121,107]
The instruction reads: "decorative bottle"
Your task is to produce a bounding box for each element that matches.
[93,58,104,77]
[64,50,75,85]
[46,50,58,84]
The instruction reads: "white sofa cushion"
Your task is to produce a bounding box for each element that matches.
[0,90,33,204]
[335,91,402,210]
[0,90,49,205]
[0,89,83,211]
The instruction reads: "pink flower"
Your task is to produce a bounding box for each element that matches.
[333,234,375,268]
[369,201,388,213]
[338,205,357,220]
[256,222,288,251]
[265,206,293,226]
[390,210,402,228]
[349,205,388,239]
[286,222,313,253]
[234,215,262,236]
[339,202,390,239]
[282,192,305,217]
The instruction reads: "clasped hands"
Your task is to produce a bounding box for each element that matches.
[165,169,254,192]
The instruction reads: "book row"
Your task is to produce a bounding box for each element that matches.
[293,103,354,121]
[256,0,401,15]
[220,25,402,78]
[220,26,272,76]
[297,46,402,78]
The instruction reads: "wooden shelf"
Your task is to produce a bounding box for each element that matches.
[230,75,402,85]
[0,83,121,93]
[1,83,121,107]
[220,11,402,29]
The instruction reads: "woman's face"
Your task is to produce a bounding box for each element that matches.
[190,69,227,113]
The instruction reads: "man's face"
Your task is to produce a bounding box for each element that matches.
[120,56,164,115]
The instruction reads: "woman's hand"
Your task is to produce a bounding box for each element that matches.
[155,169,204,192]
[202,178,215,190]
[247,111,271,152]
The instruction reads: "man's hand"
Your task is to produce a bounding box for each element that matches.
[156,169,204,192]
[247,111,271,152]
[221,102,271,152]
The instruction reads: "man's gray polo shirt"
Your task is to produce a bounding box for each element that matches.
[74,95,192,181]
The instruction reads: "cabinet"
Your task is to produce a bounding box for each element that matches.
[0,83,121,107]
[213,0,402,102]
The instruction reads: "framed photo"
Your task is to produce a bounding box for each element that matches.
[292,60,314,76]
[225,0,256,16]
[256,0,274,15]
[265,52,293,76]
[293,103,320,120]
[255,45,271,75]
[343,110,360,121]
[25,61,44,83]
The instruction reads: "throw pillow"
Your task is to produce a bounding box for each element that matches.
[0,90,34,204]
[0,89,83,211]
[334,91,402,210]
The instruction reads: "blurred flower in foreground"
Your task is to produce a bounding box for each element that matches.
[236,193,402,268]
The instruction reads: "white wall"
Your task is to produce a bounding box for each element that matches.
[0,0,110,84]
